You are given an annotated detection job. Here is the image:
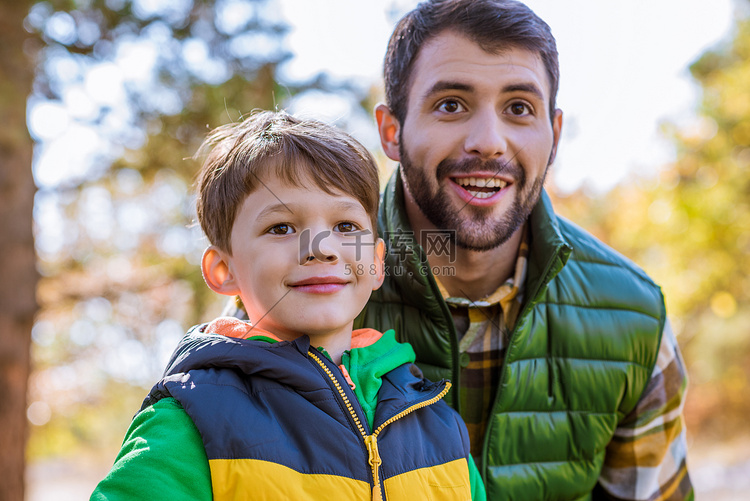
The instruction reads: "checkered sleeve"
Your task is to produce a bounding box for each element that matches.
[597,321,693,500]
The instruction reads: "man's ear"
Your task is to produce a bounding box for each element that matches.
[549,108,563,165]
[375,103,401,162]
[201,246,241,296]
[371,238,386,291]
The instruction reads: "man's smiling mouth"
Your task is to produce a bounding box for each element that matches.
[453,177,508,199]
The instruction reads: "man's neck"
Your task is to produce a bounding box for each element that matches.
[404,186,523,301]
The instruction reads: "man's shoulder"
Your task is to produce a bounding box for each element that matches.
[544,215,666,328]
[555,214,659,289]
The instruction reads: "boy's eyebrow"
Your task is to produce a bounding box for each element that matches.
[256,200,367,219]
[331,200,368,214]
[256,202,294,219]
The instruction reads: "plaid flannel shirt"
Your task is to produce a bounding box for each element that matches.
[435,227,692,500]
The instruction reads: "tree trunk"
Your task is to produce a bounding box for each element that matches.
[0,1,38,499]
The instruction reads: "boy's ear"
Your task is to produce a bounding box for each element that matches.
[375,103,401,162]
[371,238,386,291]
[201,246,241,296]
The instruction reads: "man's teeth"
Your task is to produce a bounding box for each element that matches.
[466,190,495,199]
[455,177,508,189]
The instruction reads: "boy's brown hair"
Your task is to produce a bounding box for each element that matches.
[195,111,380,254]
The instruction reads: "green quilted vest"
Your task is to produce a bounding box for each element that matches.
[355,171,665,500]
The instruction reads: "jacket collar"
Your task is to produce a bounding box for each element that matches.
[379,167,572,305]
[159,324,439,428]
[525,185,573,301]
[379,170,443,318]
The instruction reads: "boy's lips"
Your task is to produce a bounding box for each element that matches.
[288,276,349,293]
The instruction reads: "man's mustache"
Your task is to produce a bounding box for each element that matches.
[435,157,524,183]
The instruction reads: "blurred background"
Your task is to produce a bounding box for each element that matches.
[1,0,749,499]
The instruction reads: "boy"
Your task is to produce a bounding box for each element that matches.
[91,111,485,500]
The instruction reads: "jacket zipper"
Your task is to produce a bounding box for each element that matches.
[479,242,570,473]
[308,350,451,501]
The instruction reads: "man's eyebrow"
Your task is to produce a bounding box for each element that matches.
[422,81,474,101]
[503,82,545,101]
[422,81,545,102]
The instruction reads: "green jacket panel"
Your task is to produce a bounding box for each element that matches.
[355,171,665,500]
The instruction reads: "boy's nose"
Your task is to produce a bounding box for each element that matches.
[302,253,338,263]
[299,229,339,265]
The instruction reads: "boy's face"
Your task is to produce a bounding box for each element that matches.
[203,171,384,342]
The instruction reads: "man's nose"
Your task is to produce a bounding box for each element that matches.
[463,108,508,160]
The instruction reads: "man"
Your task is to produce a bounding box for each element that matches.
[354,0,692,499]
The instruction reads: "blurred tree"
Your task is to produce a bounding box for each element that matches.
[552,5,750,445]
[0,0,37,498]
[24,0,368,467]
[646,12,750,441]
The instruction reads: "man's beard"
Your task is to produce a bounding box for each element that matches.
[399,144,548,252]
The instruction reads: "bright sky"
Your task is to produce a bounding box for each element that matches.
[276,0,736,193]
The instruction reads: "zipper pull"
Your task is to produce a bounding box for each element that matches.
[364,435,383,501]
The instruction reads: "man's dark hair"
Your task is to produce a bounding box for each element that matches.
[384,0,559,124]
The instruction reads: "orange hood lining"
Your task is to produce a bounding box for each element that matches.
[204,317,383,349]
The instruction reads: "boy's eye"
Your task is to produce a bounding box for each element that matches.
[267,224,295,235]
[334,222,360,233]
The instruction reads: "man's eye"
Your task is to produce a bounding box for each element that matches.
[334,222,359,233]
[437,100,464,114]
[508,102,531,116]
[268,224,294,235]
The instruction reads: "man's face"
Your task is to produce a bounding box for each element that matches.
[385,31,562,251]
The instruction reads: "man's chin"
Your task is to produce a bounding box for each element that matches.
[453,227,516,252]
[451,205,529,251]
